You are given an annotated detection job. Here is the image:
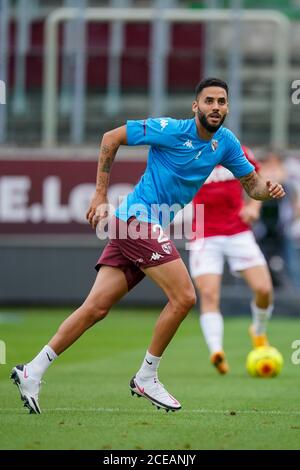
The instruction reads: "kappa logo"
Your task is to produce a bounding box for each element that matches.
[161,242,172,255]
[150,252,163,261]
[160,119,168,130]
[183,140,194,149]
[211,139,218,151]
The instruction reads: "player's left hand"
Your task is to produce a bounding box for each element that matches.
[239,205,260,224]
[266,180,286,199]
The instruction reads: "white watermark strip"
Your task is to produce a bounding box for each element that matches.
[0,340,6,364]
[291,339,300,365]
[95,202,204,246]
[0,80,6,105]
[291,80,300,105]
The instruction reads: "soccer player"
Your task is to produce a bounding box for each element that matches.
[11,78,285,414]
[189,146,274,375]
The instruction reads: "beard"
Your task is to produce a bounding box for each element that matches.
[197,109,227,133]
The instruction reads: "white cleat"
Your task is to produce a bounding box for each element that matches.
[10,365,41,414]
[130,375,181,412]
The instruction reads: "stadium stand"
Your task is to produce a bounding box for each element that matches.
[3,0,300,145]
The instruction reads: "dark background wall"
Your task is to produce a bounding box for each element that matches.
[1,240,299,316]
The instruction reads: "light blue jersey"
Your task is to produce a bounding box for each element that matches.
[116,118,254,227]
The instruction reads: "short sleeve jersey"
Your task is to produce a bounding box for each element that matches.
[115,118,254,227]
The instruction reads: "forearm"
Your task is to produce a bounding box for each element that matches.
[240,171,272,201]
[95,133,120,196]
[240,171,285,201]
[86,126,127,228]
[94,125,127,196]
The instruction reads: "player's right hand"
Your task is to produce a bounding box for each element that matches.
[266,180,285,199]
[86,193,109,229]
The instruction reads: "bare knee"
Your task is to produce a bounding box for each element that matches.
[255,284,273,303]
[171,286,197,315]
[82,300,110,324]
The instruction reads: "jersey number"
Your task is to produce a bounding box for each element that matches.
[153,224,169,243]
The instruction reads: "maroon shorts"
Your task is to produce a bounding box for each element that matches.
[96,216,180,291]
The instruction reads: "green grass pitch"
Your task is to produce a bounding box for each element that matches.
[0,307,299,450]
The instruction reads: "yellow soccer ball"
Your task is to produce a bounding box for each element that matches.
[246,346,283,377]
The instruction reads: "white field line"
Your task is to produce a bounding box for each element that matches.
[1,407,300,416]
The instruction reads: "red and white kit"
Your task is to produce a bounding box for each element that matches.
[189,146,267,277]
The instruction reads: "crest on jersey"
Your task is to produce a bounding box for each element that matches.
[162,242,172,255]
[211,139,218,151]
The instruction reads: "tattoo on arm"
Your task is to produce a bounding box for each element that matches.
[239,171,270,200]
[100,143,118,171]
[240,172,257,195]
[101,144,111,155]
[96,140,120,192]
[101,156,113,173]
[97,174,108,188]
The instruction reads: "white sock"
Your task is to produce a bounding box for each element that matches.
[26,345,57,380]
[136,350,161,381]
[200,312,224,355]
[251,301,273,335]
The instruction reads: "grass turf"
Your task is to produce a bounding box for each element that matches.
[0,307,299,450]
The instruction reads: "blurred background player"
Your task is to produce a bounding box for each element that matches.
[189,146,274,374]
